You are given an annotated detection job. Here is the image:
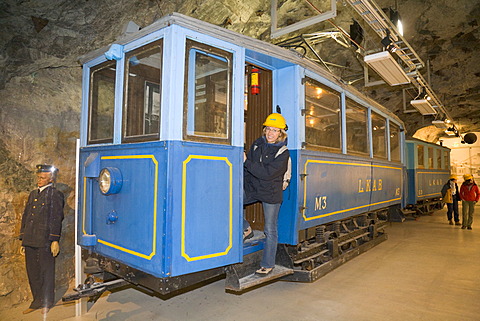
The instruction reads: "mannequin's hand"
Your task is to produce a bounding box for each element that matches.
[51,241,60,257]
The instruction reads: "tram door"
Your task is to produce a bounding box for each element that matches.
[244,64,273,231]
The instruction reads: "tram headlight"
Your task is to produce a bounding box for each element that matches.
[98,167,123,195]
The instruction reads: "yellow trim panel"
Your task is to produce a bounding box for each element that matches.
[302,160,402,221]
[416,170,448,197]
[181,155,233,262]
[82,155,159,260]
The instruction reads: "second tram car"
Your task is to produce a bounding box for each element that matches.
[404,139,450,216]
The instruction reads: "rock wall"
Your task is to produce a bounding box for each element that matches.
[0,67,79,309]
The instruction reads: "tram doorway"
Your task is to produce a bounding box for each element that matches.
[244,64,273,231]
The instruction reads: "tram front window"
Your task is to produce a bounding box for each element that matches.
[184,39,232,144]
[88,60,116,144]
[123,39,163,142]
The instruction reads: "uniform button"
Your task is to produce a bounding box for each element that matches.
[42,203,45,205]
[33,206,36,208]
[34,199,37,201]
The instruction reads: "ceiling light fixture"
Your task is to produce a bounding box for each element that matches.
[445,130,456,136]
[445,126,459,137]
[364,51,411,86]
[410,99,437,115]
[432,120,449,129]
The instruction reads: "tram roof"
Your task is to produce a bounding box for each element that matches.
[406,137,451,150]
[79,12,404,127]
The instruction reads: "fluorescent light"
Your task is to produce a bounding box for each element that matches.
[432,120,449,129]
[410,99,437,115]
[445,130,455,136]
[364,51,411,86]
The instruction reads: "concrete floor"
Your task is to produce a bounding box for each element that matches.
[4,206,480,321]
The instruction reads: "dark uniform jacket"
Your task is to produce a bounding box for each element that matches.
[244,136,289,204]
[20,185,64,248]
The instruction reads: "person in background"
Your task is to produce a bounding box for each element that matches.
[459,173,479,230]
[441,175,461,226]
[20,164,65,314]
[243,113,290,275]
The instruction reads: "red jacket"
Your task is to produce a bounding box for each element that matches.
[459,182,480,202]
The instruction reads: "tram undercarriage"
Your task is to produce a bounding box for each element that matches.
[226,210,388,290]
[283,211,388,282]
[64,210,388,300]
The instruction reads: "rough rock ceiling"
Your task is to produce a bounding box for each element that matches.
[0,0,479,141]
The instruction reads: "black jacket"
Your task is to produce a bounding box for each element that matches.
[20,185,65,248]
[244,136,289,204]
[441,180,460,203]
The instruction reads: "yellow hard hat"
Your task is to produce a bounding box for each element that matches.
[263,113,287,130]
[449,175,457,180]
[463,174,473,180]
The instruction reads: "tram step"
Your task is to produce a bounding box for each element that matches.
[225,244,294,292]
[225,264,293,292]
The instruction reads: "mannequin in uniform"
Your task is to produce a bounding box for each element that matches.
[20,164,64,314]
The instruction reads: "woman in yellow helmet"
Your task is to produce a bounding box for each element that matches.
[243,113,290,275]
[441,175,460,225]
[459,174,480,229]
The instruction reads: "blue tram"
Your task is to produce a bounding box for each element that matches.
[404,139,450,215]
[68,13,448,298]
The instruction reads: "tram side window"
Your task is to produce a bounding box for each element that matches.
[390,123,401,162]
[345,99,368,155]
[88,60,116,144]
[417,145,425,168]
[428,147,434,168]
[443,150,450,170]
[371,112,387,159]
[436,149,442,169]
[304,79,341,151]
[184,39,232,144]
[123,39,163,142]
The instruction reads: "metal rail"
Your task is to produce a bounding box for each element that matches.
[345,0,424,72]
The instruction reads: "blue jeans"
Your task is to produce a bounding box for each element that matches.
[446,201,459,222]
[244,194,281,269]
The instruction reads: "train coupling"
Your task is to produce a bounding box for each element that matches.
[62,278,129,302]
